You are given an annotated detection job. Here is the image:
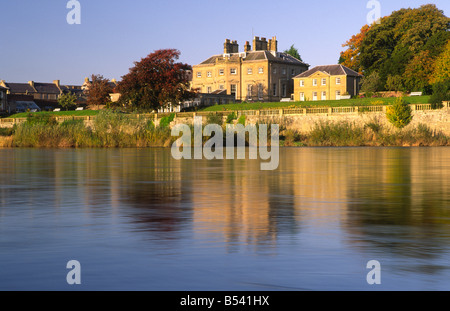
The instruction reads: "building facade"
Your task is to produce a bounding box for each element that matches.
[293,65,363,102]
[0,86,8,112]
[191,36,309,102]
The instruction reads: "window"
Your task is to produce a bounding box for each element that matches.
[300,92,305,101]
[219,69,224,76]
[313,92,318,101]
[291,69,295,76]
[230,84,237,97]
[247,84,253,98]
[207,71,212,78]
[282,84,287,97]
[300,80,305,87]
[197,72,202,78]
[336,77,341,85]
[207,87,212,94]
[321,91,326,100]
[336,90,341,100]
[230,68,237,75]
[273,68,277,74]
[313,79,317,86]
[258,84,263,100]
[273,83,277,96]
[322,78,326,86]
[282,68,286,75]
[247,68,253,75]
[258,67,264,74]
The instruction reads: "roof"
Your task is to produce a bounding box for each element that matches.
[33,82,61,94]
[3,82,36,94]
[0,86,8,91]
[197,50,309,67]
[294,65,362,78]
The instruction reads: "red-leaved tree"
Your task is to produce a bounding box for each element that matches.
[86,74,113,109]
[117,49,194,111]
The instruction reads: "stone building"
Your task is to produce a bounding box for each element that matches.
[191,36,309,102]
[0,86,8,112]
[293,65,363,101]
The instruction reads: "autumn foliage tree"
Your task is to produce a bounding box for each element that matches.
[339,24,370,73]
[86,74,113,109]
[117,49,194,112]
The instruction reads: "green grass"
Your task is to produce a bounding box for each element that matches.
[6,110,100,119]
[201,96,431,111]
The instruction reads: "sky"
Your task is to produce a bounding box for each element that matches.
[0,0,449,85]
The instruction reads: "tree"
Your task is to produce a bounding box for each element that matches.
[431,40,450,84]
[58,92,77,111]
[339,24,370,73]
[430,80,450,109]
[117,49,194,112]
[361,71,382,93]
[386,97,413,129]
[86,74,113,109]
[385,75,404,92]
[342,4,450,90]
[284,45,302,61]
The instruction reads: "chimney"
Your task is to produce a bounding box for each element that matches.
[224,39,239,54]
[253,36,268,51]
[244,41,252,52]
[53,80,60,87]
[28,81,34,87]
[269,36,278,52]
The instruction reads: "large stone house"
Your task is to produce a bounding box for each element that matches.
[293,65,363,101]
[191,36,309,102]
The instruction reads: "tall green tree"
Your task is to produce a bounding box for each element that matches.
[58,92,77,111]
[284,45,302,61]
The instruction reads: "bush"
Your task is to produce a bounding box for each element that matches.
[386,97,413,129]
[226,112,237,124]
[430,80,450,109]
[237,115,246,126]
[205,112,223,126]
[159,113,175,129]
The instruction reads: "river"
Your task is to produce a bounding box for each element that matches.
[0,147,449,290]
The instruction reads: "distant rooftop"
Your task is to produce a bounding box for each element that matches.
[294,64,362,78]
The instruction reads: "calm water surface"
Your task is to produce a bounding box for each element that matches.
[1,147,450,290]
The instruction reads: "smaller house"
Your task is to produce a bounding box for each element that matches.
[293,65,363,101]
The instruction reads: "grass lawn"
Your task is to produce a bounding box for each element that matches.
[201,96,431,111]
[6,110,100,118]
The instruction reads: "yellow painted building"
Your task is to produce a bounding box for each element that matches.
[293,65,362,102]
[191,36,309,102]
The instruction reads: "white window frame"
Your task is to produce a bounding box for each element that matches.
[247,68,253,75]
[300,80,305,87]
[207,71,212,78]
[258,67,264,74]
[336,77,341,85]
[313,92,318,101]
[219,69,224,76]
[321,91,326,100]
[313,79,317,86]
[247,84,253,97]
[230,68,237,75]
[197,72,202,78]
[336,90,341,100]
[322,78,326,86]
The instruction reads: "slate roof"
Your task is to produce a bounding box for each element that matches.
[33,82,61,94]
[294,65,362,78]
[3,83,36,94]
[198,51,309,67]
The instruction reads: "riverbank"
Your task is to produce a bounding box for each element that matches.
[0,111,448,148]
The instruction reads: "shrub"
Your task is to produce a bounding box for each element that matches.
[226,112,237,123]
[430,80,450,109]
[237,115,246,126]
[386,97,413,129]
[205,112,223,126]
[159,113,175,129]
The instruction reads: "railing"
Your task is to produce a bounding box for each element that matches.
[1,102,448,126]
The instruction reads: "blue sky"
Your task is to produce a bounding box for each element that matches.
[0,0,449,85]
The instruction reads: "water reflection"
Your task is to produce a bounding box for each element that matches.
[1,147,450,289]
